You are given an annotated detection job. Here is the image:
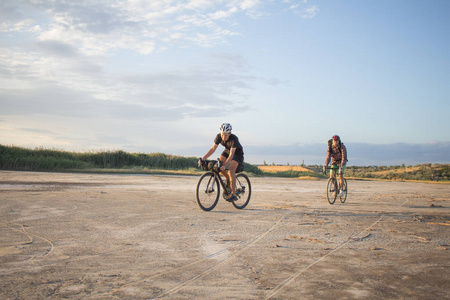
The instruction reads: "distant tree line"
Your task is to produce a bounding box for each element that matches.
[344,164,449,181]
[1,145,447,180]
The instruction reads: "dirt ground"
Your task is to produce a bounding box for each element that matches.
[1,170,449,299]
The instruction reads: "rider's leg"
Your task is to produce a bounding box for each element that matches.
[228,160,239,196]
[339,165,346,190]
[338,172,345,196]
[339,172,344,189]
[219,155,229,181]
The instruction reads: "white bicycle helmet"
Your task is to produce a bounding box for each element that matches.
[220,123,232,133]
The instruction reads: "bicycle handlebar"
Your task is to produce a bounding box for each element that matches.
[323,166,346,176]
[323,166,337,175]
[198,158,224,172]
[324,166,344,170]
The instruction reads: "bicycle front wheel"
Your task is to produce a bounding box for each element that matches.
[196,172,220,211]
[327,177,337,205]
[340,178,348,203]
[232,173,251,209]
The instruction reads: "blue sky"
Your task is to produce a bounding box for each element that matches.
[1,0,449,166]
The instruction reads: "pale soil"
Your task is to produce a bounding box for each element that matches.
[257,165,313,173]
[0,170,449,300]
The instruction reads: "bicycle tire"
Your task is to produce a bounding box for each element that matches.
[196,172,220,211]
[327,177,337,205]
[340,178,348,203]
[232,173,251,209]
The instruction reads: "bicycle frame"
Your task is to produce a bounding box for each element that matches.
[328,166,341,177]
[208,171,229,195]
[328,167,346,184]
[203,159,245,198]
[196,158,251,211]
[325,166,347,205]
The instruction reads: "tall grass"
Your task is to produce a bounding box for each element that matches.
[0,145,90,170]
[78,150,197,170]
[0,145,263,175]
[0,145,198,171]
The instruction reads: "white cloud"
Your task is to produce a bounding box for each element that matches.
[1,1,313,56]
[0,0,282,113]
[209,7,239,20]
[286,1,319,19]
[0,0,322,153]
[0,1,226,55]
[0,46,254,119]
[186,0,215,10]
[0,19,34,32]
[301,5,319,19]
[238,0,261,10]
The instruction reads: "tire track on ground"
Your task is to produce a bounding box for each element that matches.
[264,198,411,299]
[152,210,292,299]
[1,222,54,259]
[90,210,291,299]
[0,221,250,276]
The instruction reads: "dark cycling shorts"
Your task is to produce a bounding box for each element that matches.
[221,150,244,165]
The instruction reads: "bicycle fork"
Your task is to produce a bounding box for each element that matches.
[236,178,245,195]
[205,174,217,194]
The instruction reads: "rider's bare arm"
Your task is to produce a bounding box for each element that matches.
[324,147,331,167]
[203,144,218,160]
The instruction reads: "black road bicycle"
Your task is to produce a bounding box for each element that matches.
[324,166,348,205]
[196,159,251,211]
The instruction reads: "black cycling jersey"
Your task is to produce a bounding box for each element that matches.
[215,133,243,153]
[214,133,244,162]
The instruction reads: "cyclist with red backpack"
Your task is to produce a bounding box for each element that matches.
[324,135,348,196]
[201,123,244,202]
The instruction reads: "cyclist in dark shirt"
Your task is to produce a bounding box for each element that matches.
[202,123,244,202]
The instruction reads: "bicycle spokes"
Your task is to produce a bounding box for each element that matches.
[231,173,251,210]
[196,172,220,211]
[236,186,245,195]
[327,178,338,205]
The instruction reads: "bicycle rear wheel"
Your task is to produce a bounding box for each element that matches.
[340,178,348,203]
[196,172,220,211]
[232,173,251,209]
[327,177,337,205]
